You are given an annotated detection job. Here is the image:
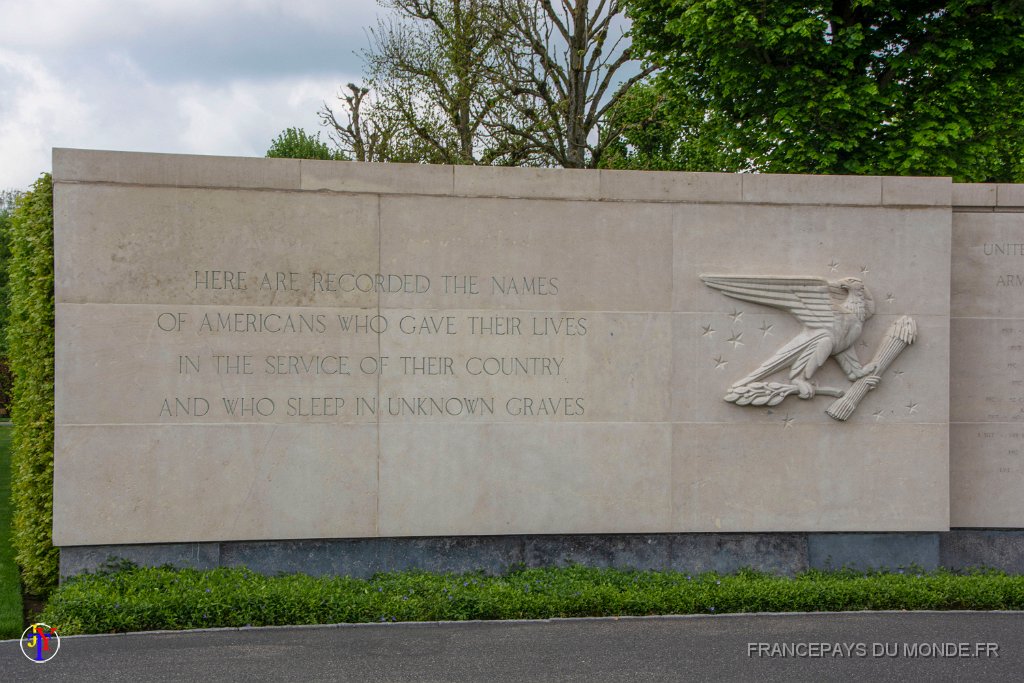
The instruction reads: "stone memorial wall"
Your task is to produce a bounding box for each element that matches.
[951,184,1024,528]
[50,149,1024,575]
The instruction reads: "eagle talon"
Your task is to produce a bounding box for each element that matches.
[850,362,878,380]
[795,380,814,399]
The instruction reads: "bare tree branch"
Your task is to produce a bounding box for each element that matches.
[318,0,650,169]
[488,0,648,167]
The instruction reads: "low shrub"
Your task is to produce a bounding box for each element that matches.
[40,564,1024,635]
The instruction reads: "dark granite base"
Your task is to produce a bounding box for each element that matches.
[59,530,1024,581]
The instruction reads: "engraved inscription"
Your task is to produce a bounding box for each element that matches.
[980,243,1024,287]
[150,269,587,422]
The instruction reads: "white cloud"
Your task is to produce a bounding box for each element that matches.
[174,76,353,157]
[0,0,381,51]
[0,49,94,189]
[0,0,380,190]
[0,57,357,189]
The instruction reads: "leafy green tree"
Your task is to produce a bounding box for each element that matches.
[266,127,346,160]
[598,80,744,171]
[625,0,1024,180]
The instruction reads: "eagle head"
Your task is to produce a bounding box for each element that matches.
[837,277,875,321]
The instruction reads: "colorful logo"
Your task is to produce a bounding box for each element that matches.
[20,623,60,663]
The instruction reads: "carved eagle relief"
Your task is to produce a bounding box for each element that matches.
[701,275,878,401]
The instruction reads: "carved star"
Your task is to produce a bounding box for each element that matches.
[728,308,743,323]
[782,414,795,428]
[759,320,774,337]
[893,369,905,379]
[713,355,728,369]
[872,410,884,422]
[885,293,896,304]
[860,265,870,275]
[701,323,715,337]
[726,331,744,348]
[827,258,840,273]
[906,401,919,415]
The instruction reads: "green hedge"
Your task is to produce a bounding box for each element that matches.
[40,564,1024,635]
[7,174,57,594]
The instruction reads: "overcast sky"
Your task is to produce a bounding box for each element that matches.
[0,0,384,190]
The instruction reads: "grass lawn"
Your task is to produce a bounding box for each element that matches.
[0,426,23,638]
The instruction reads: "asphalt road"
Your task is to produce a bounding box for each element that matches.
[2,612,1021,682]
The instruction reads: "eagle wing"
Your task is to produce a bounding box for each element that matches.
[729,328,834,386]
[700,275,842,330]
